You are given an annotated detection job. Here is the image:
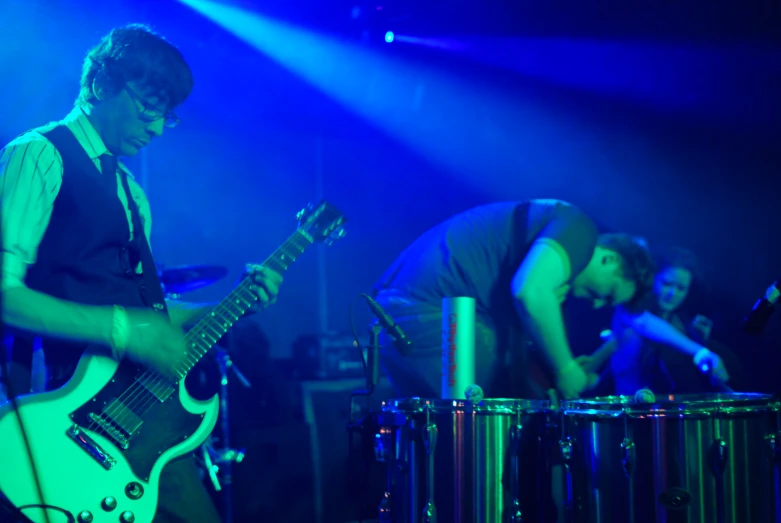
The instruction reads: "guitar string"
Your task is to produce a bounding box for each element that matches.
[112,256,292,423]
[86,271,268,435]
[83,217,331,442]
[112,287,257,424]
[97,230,311,428]
[83,292,252,437]
[106,220,323,429]
[87,232,312,436]
[103,271,268,429]
[124,258,287,413]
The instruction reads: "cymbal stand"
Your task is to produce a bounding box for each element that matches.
[201,344,251,523]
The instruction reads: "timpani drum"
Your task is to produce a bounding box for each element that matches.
[560,393,781,523]
[376,398,558,523]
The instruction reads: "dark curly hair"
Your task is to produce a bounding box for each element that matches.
[597,233,656,306]
[76,23,193,110]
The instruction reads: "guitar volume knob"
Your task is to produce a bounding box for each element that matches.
[125,481,144,500]
[120,511,136,523]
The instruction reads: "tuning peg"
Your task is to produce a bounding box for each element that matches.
[325,229,346,246]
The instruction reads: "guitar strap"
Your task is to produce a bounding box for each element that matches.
[507,203,532,399]
[116,165,169,316]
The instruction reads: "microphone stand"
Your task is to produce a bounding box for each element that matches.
[202,343,250,523]
[348,323,382,446]
[347,323,384,520]
[351,323,383,410]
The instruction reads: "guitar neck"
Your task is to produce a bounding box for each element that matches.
[176,228,314,378]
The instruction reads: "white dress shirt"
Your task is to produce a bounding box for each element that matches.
[0,107,152,291]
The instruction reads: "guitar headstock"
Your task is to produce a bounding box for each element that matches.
[296,200,347,246]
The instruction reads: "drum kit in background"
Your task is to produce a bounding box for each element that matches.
[371,392,781,523]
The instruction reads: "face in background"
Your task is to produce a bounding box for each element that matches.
[572,248,637,309]
[90,80,174,157]
[654,266,692,314]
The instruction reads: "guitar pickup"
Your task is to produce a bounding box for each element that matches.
[67,424,117,470]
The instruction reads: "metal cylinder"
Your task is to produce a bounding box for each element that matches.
[561,393,781,523]
[474,408,516,522]
[441,297,476,400]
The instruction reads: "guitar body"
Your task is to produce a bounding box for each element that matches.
[0,347,219,523]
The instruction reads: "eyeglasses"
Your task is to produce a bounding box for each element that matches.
[124,84,180,129]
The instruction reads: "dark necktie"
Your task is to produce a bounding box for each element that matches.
[99,153,119,193]
[99,153,143,275]
[99,154,143,240]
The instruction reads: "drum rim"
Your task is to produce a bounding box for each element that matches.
[382,397,552,413]
[561,392,779,417]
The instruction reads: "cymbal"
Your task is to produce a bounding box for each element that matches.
[158,264,229,294]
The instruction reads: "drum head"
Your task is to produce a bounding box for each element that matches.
[562,392,779,418]
[382,397,551,414]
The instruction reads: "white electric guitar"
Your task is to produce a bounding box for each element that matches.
[0,201,347,523]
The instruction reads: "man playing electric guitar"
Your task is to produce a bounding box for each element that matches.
[0,24,281,523]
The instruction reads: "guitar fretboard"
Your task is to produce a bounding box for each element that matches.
[184,228,314,371]
[135,228,314,397]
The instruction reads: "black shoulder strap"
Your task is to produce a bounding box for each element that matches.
[507,202,533,398]
[117,171,169,315]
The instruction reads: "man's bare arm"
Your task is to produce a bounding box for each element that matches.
[511,239,575,373]
[2,286,113,345]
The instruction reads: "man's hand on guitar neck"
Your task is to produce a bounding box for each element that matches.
[117,265,283,379]
[167,264,285,330]
[243,264,283,312]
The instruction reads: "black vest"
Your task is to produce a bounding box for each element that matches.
[10,124,167,389]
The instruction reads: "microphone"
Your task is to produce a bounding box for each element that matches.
[743,280,781,335]
[361,293,414,355]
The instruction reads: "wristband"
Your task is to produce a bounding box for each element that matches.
[110,305,130,360]
[692,347,712,368]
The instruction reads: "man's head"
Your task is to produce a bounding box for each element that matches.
[77,24,193,157]
[571,233,655,309]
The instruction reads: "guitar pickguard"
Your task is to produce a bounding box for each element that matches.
[69,360,205,482]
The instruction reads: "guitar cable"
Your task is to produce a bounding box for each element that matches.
[0,208,53,523]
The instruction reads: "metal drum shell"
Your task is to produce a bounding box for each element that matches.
[560,393,781,523]
[378,398,558,523]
